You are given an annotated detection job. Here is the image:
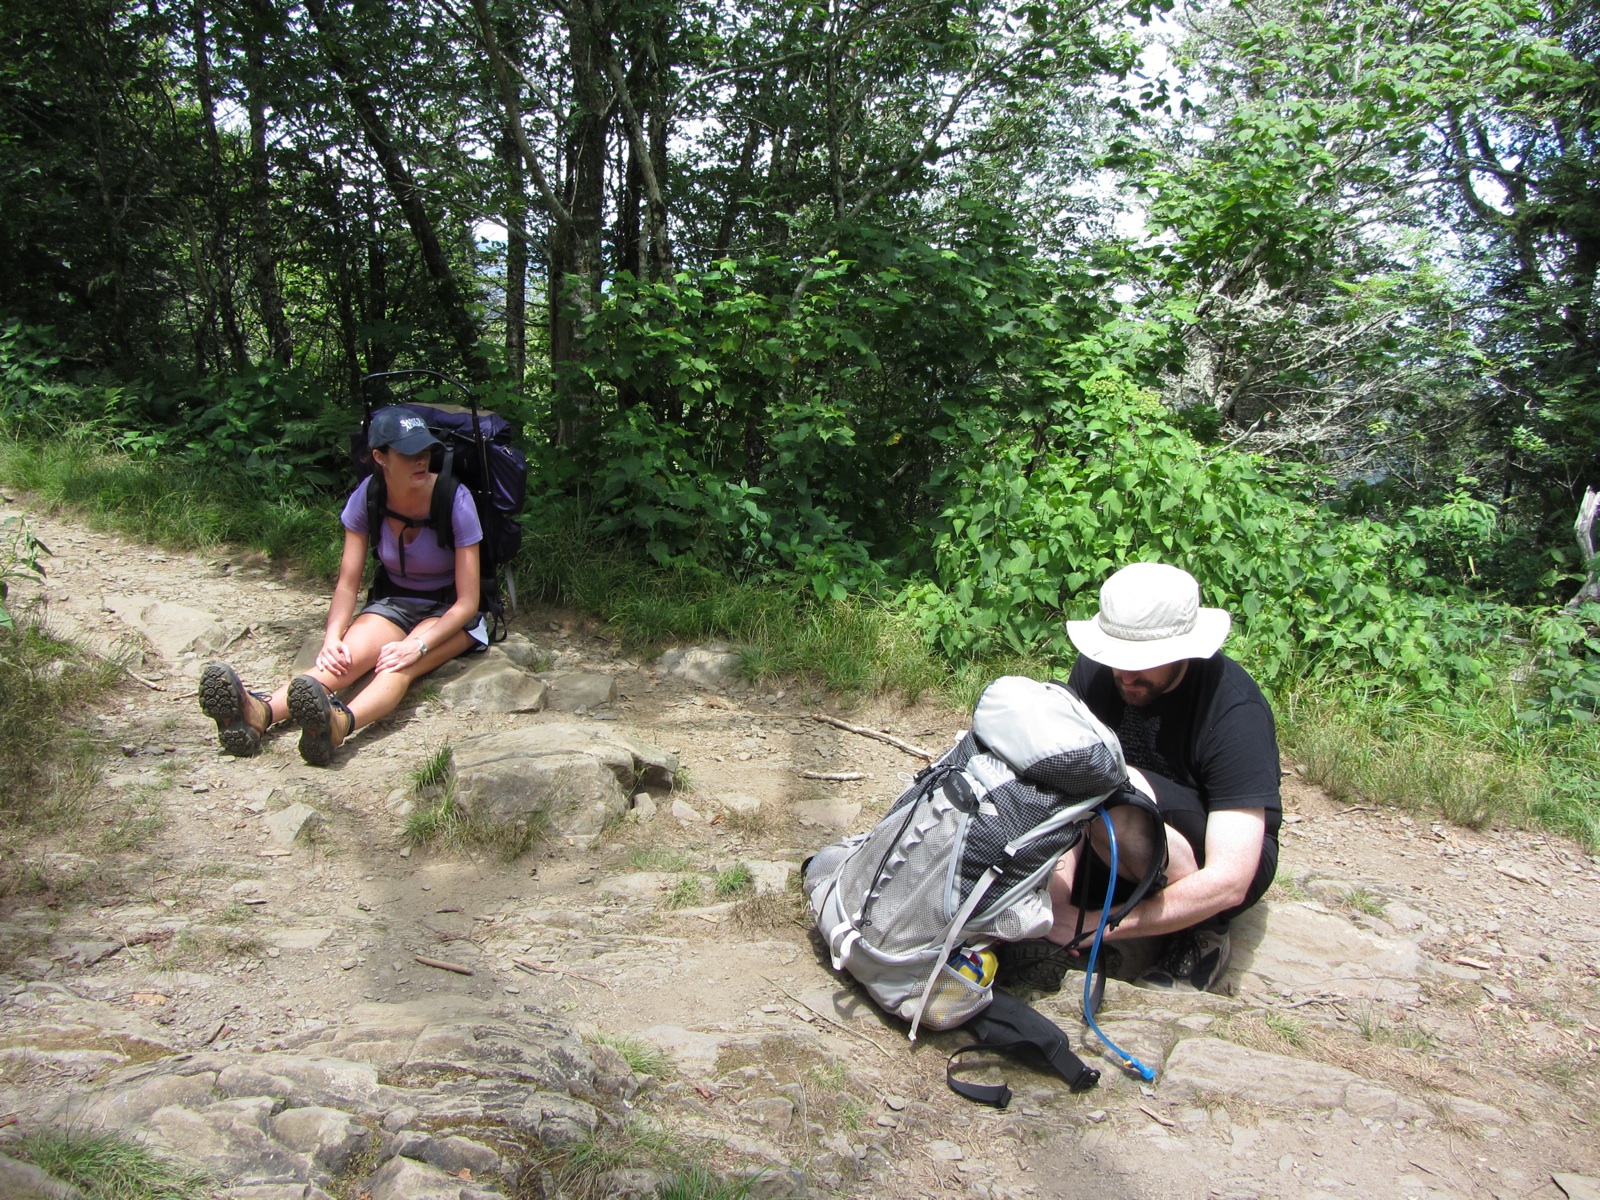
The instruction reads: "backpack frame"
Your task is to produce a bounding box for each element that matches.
[353,371,527,642]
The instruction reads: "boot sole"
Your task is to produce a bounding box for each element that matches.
[199,663,261,757]
[288,675,337,766]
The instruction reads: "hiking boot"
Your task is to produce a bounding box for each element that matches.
[1136,925,1231,993]
[199,662,272,757]
[995,940,1122,994]
[287,674,355,766]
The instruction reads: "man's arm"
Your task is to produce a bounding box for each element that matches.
[1047,808,1266,944]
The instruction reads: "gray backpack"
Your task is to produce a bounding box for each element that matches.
[803,676,1161,1041]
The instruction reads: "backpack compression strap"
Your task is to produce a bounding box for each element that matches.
[946,989,1100,1107]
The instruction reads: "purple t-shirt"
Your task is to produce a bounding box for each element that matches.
[340,476,483,593]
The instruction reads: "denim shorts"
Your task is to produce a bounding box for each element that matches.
[358,596,488,649]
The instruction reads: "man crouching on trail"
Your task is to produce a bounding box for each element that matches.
[1006,562,1281,994]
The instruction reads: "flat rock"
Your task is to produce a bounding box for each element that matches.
[103,594,234,660]
[545,672,617,711]
[498,634,547,669]
[452,724,676,837]
[656,642,742,689]
[1231,900,1423,1001]
[671,798,705,823]
[268,928,334,951]
[596,871,673,899]
[291,633,323,674]
[272,1106,374,1174]
[367,1155,473,1200]
[218,1187,336,1200]
[437,658,547,714]
[745,860,797,896]
[264,803,324,847]
[720,794,762,814]
[791,800,861,830]
[1162,1037,1453,1122]
[640,1024,730,1075]
[0,1153,84,1200]
[1556,1175,1600,1200]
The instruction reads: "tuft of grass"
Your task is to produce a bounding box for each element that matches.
[1344,886,1388,917]
[713,863,754,897]
[1261,1011,1309,1048]
[10,1128,212,1200]
[732,890,808,933]
[593,1030,673,1079]
[655,1169,756,1200]
[664,876,703,909]
[401,786,545,862]
[629,846,699,872]
[411,743,453,792]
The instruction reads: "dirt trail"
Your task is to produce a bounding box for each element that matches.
[2,500,1599,1200]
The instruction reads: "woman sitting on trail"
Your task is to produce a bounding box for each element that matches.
[198,405,486,765]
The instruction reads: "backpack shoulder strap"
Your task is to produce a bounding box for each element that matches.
[947,989,1100,1107]
[431,449,459,552]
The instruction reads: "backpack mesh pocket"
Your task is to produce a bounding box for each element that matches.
[906,963,993,1031]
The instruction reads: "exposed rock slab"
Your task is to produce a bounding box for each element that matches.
[452,724,677,837]
[436,658,547,714]
[103,594,234,660]
[264,803,324,847]
[545,671,618,711]
[656,642,742,689]
[0,1153,84,1200]
[1231,900,1423,1001]
[791,800,861,830]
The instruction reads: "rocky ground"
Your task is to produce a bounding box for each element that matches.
[1,501,1599,1200]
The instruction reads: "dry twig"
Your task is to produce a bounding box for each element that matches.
[799,770,866,781]
[513,958,615,991]
[808,713,933,761]
[414,954,474,976]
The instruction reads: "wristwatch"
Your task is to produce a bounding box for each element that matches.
[415,638,429,657]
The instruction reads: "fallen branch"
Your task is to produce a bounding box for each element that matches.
[121,665,166,691]
[799,770,866,781]
[1138,1104,1177,1128]
[513,958,614,991]
[1280,992,1345,1010]
[414,954,474,976]
[1493,864,1547,888]
[808,713,933,761]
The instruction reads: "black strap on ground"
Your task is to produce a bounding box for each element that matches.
[946,989,1100,1108]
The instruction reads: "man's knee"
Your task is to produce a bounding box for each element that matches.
[1087,804,1166,880]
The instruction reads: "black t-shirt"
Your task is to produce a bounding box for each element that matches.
[1067,652,1282,843]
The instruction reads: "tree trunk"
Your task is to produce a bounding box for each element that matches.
[304,0,489,383]
[191,0,248,370]
[500,132,529,384]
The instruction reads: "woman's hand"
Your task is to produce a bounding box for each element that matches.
[374,638,425,674]
[316,637,354,677]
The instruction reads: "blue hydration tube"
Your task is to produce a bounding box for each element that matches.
[1082,809,1157,1082]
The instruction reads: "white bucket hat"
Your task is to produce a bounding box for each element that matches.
[1066,562,1232,671]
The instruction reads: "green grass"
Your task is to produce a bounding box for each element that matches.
[629,846,700,872]
[714,863,754,897]
[593,1030,674,1078]
[664,876,703,909]
[401,787,545,862]
[411,743,453,791]
[1344,886,1388,916]
[549,1116,758,1200]
[9,1129,212,1199]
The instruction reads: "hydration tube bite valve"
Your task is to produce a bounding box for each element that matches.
[1082,809,1158,1082]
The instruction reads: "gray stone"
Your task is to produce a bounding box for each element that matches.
[268,928,334,952]
[671,798,705,823]
[218,1187,336,1200]
[61,940,122,967]
[546,672,618,712]
[291,633,323,674]
[1162,1038,1430,1120]
[1231,900,1422,1001]
[498,634,547,669]
[721,794,762,814]
[215,1056,394,1116]
[144,1103,316,1184]
[640,1025,729,1075]
[68,1070,220,1129]
[401,1016,598,1093]
[596,872,672,899]
[742,1097,794,1129]
[628,793,657,822]
[595,1169,666,1200]
[265,803,324,847]
[924,1140,965,1162]
[367,1156,470,1200]
[791,800,861,830]
[422,1135,500,1178]
[735,1165,810,1200]
[272,1105,376,1174]
[104,594,234,660]
[512,1091,599,1147]
[437,659,547,714]
[452,725,677,838]
[1555,1174,1600,1200]
[744,861,797,896]
[0,1153,84,1200]
[656,643,743,689]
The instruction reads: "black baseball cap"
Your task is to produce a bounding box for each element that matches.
[368,406,442,455]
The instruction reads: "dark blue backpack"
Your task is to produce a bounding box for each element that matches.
[351,372,528,640]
